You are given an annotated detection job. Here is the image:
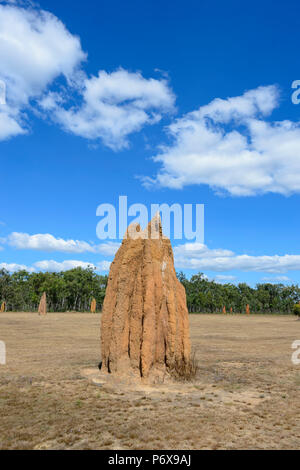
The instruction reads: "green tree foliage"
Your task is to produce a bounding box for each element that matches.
[176,272,300,314]
[0,267,107,312]
[0,267,299,314]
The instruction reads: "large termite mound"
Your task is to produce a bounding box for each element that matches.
[38,292,47,316]
[101,214,191,381]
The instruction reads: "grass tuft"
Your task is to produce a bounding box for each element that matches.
[169,349,199,382]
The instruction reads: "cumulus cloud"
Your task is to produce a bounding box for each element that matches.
[2,242,300,275]
[33,259,112,273]
[6,232,300,274]
[174,243,234,259]
[215,275,237,282]
[0,105,26,140]
[33,259,96,272]
[0,262,34,272]
[261,275,291,283]
[145,85,300,196]
[174,243,300,273]
[0,258,112,273]
[0,4,174,147]
[0,3,86,139]
[7,232,94,253]
[6,232,120,255]
[41,68,175,150]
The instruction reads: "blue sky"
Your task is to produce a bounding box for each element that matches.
[1,0,300,285]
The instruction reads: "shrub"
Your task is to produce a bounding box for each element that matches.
[293,304,300,317]
[169,349,199,382]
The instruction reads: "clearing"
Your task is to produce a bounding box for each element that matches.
[0,313,299,449]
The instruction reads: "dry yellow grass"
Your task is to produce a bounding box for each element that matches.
[0,313,299,449]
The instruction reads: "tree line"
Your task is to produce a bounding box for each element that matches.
[0,267,299,314]
[0,267,107,312]
[178,272,300,314]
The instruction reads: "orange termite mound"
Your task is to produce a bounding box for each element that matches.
[0,302,6,313]
[246,304,250,315]
[38,292,47,316]
[100,214,191,381]
[91,298,97,313]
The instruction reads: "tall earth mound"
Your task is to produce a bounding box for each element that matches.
[101,215,191,381]
[91,298,97,314]
[38,292,47,316]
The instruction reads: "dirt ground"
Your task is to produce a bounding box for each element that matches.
[0,313,299,450]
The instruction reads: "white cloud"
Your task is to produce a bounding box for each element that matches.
[2,241,300,275]
[6,232,120,255]
[7,232,93,253]
[0,4,175,147]
[6,232,300,274]
[174,242,300,273]
[261,275,291,283]
[33,259,96,272]
[0,105,26,140]
[215,275,237,281]
[174,243,234,259]
[33,259,112,273]
[41,68,175,150]
[0,3,86,140]
[145,85,300,196]
[0,262,34,272]
[0,258,112,273]
[0,231,117,273]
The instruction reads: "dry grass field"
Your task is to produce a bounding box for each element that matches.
[0,312,299,450]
